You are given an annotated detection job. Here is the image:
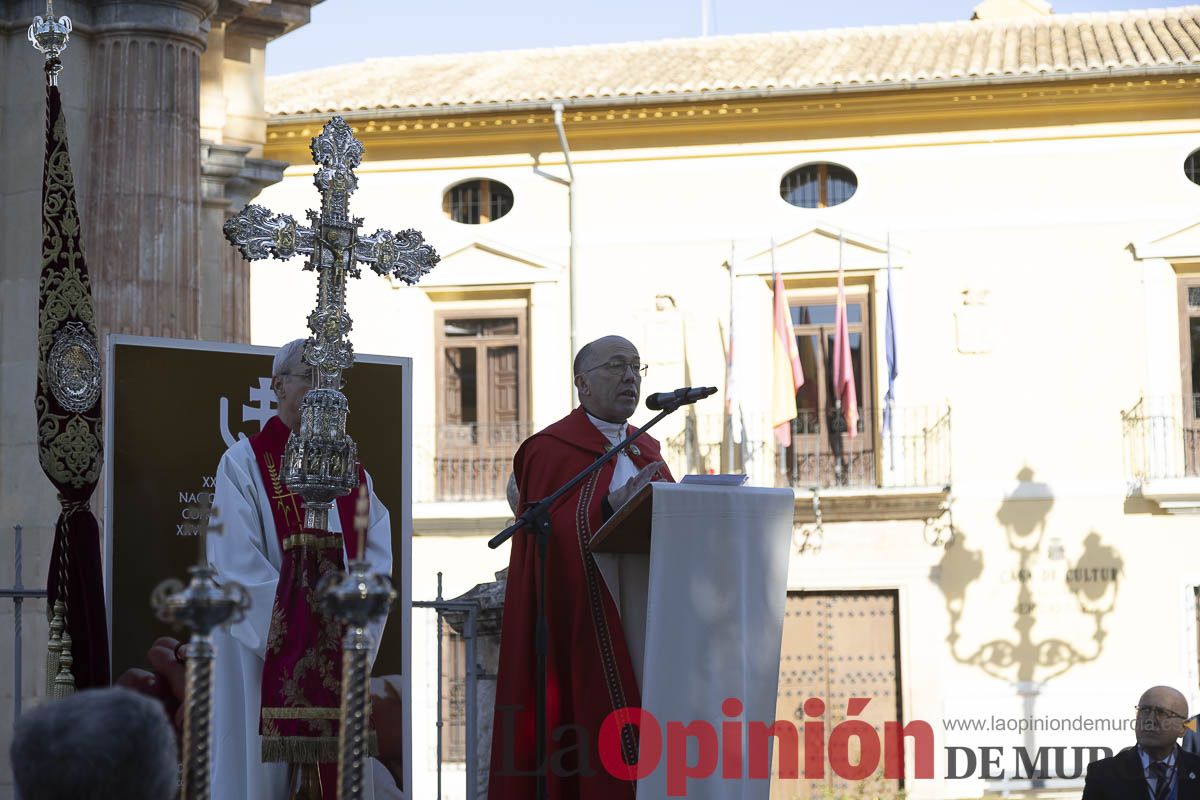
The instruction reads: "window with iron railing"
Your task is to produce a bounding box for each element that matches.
[434,308,529,500]
[785,294,872,487]
[1180,276,1200,454]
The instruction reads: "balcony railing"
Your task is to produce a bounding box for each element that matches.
[1122,396,1200,484]
[414,407,951,504]
[663,406,951,491]
[416,422,531,502]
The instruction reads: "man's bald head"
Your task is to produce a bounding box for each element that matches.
[1135,685,1189,757]
[573,336,643,423]
[1140,686,1187,717]
[573,336,635,377]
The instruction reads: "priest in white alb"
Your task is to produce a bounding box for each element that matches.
[208,339,393,799]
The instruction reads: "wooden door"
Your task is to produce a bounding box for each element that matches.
[771,591,902,800]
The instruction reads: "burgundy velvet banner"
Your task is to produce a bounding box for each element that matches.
[37,79,109,689]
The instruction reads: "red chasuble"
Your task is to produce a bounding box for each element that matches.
[488,407,674,800]
[250,415,366,799]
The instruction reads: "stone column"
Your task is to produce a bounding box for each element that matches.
[85,0,217,341]
[198,142,283,342]
[200,141,249,342]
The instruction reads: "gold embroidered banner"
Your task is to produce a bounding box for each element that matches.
[37,80,108,691]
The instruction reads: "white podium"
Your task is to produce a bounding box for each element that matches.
[592,482,794,800]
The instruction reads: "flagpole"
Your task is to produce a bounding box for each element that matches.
[838,228,843,441]
[886,231,896,473]
[837,231,844,484]
[725,240,735,474]
[772,236,785,478]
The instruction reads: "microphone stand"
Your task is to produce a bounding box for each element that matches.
[488,399,686,800]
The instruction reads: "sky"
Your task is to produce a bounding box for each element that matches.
[266,0,1167,76]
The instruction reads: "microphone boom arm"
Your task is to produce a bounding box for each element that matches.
[488,404,679,549]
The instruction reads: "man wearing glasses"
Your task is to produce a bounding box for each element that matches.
[1083,686,1200,799]
[490,335,673,800]
[207,339,394,799]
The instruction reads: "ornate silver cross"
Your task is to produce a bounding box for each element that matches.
[224,116,438,387]
[224,116,439,530]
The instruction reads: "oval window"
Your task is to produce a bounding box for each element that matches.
[1185,149,1200,186]
[780,163,857,209]
[443,178,514,224]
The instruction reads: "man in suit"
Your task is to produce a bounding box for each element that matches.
[1084,685,1200,799]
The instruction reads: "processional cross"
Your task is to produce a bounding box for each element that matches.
[224,116,439,530]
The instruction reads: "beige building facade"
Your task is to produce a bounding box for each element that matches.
[258,5,1200,798]
[2,1,1195,798]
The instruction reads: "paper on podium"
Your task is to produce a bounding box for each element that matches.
[590,482,794,800]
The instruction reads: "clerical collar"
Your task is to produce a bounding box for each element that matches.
[586,411,627,444]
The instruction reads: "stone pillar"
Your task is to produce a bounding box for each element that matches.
[199,141,284,342]
[200,141,249,342]
[85,0,216,341]
[0,2,316,795]
[195,0,310,343]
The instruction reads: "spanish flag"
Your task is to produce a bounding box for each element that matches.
[771,270,804,446]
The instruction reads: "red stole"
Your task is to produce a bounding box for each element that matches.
[250,415,365,797]
[488,407,674,800]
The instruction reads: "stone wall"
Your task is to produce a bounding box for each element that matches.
[0,2,317,797]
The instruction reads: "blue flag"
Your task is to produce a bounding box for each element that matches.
[883,238,899,436]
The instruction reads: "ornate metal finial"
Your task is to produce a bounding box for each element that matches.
[319,557,396,800]
[152,505,249,800]
[28,0,72,86]
[223,115,439,532]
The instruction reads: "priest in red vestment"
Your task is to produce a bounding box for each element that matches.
[489,335,674,800]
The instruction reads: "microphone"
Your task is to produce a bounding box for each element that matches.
[645,386,718,411]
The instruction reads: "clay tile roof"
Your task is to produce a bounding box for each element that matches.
[266,5,1200,118]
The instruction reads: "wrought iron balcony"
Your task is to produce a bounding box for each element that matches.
[1121,396,1200,484]
[416,422,530,502]
[413,407,951,516]
[663,406,951,492]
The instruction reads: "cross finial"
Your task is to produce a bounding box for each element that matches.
[28,0,71,86]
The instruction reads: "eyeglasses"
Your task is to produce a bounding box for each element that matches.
[1135,704,1187,722]
[278,371,313,386]
[580,360,648,378]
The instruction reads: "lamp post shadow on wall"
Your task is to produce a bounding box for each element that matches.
[933,467,1123,787]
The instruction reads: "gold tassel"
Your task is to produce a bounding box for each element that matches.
[261,732,378,764]
[262,736,340,765]
[47,515,76,697]
[45,599,64,694]
[52,628,75,698]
